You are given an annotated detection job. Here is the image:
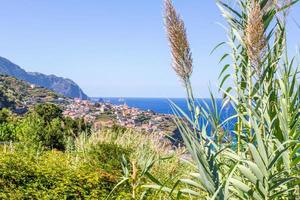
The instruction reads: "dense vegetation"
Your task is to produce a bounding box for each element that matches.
[0,104,90,149]
[0,75,63,111]
[0,103,186,199]
[0,0,299,199]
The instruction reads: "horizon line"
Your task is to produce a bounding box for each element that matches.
[89,96,223,99]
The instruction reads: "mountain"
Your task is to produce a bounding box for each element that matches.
[0,56,89,100]
[0,75,68,113]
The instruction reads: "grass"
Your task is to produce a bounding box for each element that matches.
[0,128,190,199]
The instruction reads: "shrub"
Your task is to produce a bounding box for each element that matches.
[0,108,12,124]
[0,103,91,151]
[0,148,131,199]
[64,116,91,138]
[0,123,17,142]
[87,143,131,174]
[17,112,66,150]
[33,103,63,122]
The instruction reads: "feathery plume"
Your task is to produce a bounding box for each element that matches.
[164,0,193,83]
[245,1,267,74]
[262,0,275,13]
[273,0,292,9]
[263,0,292,20]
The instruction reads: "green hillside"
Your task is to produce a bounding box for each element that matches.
[0,75,68,112]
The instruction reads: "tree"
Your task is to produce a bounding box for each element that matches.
[33,103,63,123]
[64,116,91,138]
[0,108,11,124]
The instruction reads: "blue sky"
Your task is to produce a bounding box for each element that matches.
[0,1,299,97]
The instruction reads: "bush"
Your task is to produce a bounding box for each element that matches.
[7,103,91,151]
[88,143,131,174]
[17,112,66,150]
[0,123,17,142]
[33,103,63,122]
[0,148,131,199]
[64,116,91,138]
[0,108,12,124]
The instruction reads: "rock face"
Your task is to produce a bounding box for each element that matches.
[0,56,89,100]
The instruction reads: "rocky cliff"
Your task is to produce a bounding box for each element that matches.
[0,56,88,99]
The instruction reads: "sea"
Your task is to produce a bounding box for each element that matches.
[91,97,236,131]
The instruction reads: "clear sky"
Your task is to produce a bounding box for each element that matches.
[0,1,299,97]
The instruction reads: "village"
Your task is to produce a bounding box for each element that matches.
[62,98,177,135]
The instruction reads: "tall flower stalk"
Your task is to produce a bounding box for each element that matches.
[245,1,267,76]
[164,0,198,126]
[145,0,300,199]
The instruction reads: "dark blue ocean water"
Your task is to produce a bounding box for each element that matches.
[91,97,236,130]
[96,97,193,114]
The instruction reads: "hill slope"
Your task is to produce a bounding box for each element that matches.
[0,75,68,113]
[0,56,88,99]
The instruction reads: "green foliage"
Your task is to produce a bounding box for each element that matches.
[88,143,131,174]
[0,109,18,141]
[0,113,186,199]
[0,149,127,199]
[17,112,66,150]
[111,124,128,134]
[0,103,91,151]
[33,103,63,122]
[90,129,189,199]
[0,75,60,110]
[144,0,300,199]
[0,123,18,142]
[64,116,91,138]
[0,108,12,124]
[0,90,15,110]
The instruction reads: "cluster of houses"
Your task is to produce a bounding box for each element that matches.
[113,104,174,133]
[63,98,104,122]
[62,98,176,135]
